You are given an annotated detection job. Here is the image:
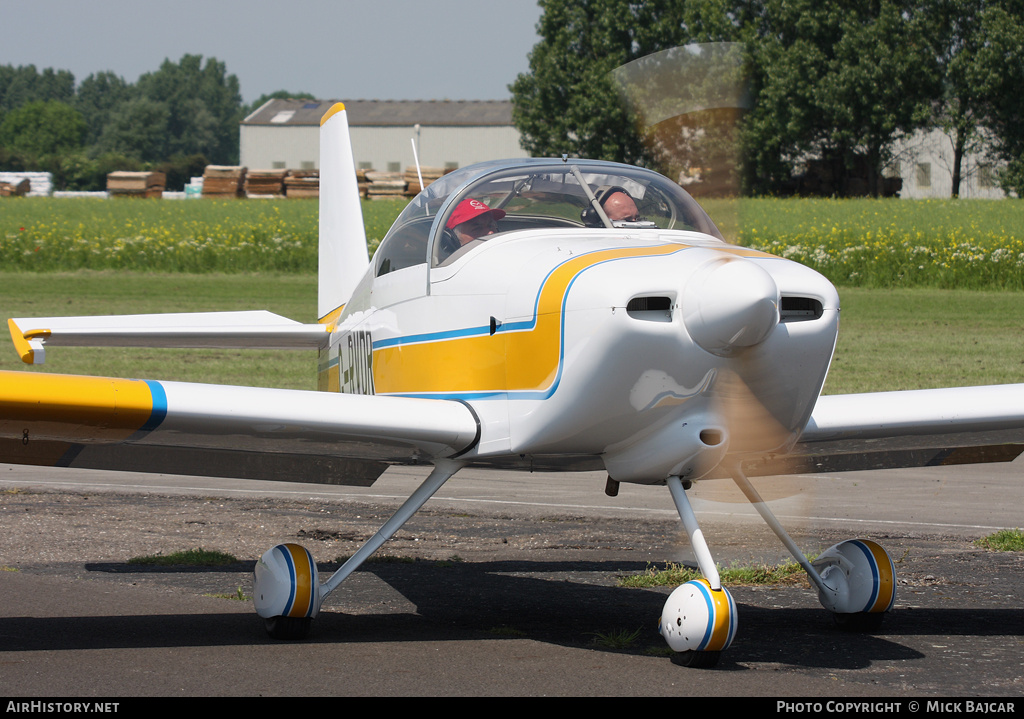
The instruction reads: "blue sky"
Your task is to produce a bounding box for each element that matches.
[0,0,544,103]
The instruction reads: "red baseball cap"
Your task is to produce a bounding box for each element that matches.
[446,198,506,229]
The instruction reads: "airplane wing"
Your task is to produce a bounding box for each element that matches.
[8,311,329,364]
[0,369,480,487]
[740,384,1024,477]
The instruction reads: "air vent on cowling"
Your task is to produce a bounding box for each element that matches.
[626,296,672,312]
[779,296,823,322]
[626,295,674,321]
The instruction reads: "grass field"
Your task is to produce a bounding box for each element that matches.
[738,198,1024,289]
[1,272,1021,395]
[0,197,403,273]
[2,195,1022,394]
[3,196,1023,288]
[0,272,318,390]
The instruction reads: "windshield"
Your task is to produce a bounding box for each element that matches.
[373,159,723,276]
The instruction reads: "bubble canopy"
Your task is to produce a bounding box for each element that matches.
[373,158,723,276]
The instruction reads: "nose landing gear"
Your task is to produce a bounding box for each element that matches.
[660,468,895,667]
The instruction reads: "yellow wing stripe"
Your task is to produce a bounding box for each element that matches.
[372,244,686,395]
[0,370,160,442]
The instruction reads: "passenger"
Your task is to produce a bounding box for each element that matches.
[602,190,640,222]
[581,186,641,226]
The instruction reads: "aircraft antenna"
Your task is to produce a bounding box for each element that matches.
[411,136,425,204]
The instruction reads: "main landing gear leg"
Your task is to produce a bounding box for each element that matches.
[254,459,463,639]
[728,465,896,628]
[659,476,737,668]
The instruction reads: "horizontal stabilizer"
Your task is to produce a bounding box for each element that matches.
[9,311,329,364]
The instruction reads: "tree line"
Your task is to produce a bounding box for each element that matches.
[0,55,307,191]
[511,0,1024,197]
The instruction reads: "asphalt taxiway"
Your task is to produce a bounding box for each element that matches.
[0,460,1021,697]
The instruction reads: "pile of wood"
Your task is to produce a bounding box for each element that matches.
[365,171,407,200]
[356,168,372,198]
[0,178,30,197]
[244,169,288,197]
[403,166,446,196]
[0,171,52,196]
[107,171,166,198]
[284,170,319,198]
[202,166,247,198]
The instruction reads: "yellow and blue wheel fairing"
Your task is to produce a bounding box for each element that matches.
[253,543,320,620]
[659,578,737,653]
[848,539,897,613]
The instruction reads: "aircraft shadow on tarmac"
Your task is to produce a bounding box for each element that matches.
[3,557,1020,670]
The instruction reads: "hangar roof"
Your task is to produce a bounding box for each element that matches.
[242,98,514,127]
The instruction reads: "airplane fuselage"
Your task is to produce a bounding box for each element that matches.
[322,228,839,484]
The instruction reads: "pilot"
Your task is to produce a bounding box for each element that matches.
[447,198,506,244]
[439,198,507,261]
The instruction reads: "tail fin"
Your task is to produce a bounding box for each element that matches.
[318,103,368,322]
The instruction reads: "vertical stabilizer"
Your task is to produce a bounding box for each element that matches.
[318,103,368,321]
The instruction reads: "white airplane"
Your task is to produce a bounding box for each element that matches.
[3,103,1023,667]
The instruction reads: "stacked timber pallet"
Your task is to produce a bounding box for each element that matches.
[0,171,52,196]
[0,178,30,197]
[245,169,288,198]
[403,166,446,196]
[365,171,406,200]
[202,166,247,198]
[284,170,319,198]
[107,171,166,198]
[356,168,371,198]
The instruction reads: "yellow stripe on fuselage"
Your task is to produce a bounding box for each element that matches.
[372,244,687,396]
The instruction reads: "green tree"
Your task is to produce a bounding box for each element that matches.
[513,0,948,196]
[510,0,690,165]
[0,64,75,114]
[75,71,134,147]
[134,54,243,164]
[742,0,939,196]
[916,0,1024,197]
[975,2,1024,196]
[0,100,85,161]
[95,96,171,161]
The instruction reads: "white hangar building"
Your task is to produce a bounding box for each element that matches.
[240,98,528,173]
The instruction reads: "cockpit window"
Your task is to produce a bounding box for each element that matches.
[373,159,723,275]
